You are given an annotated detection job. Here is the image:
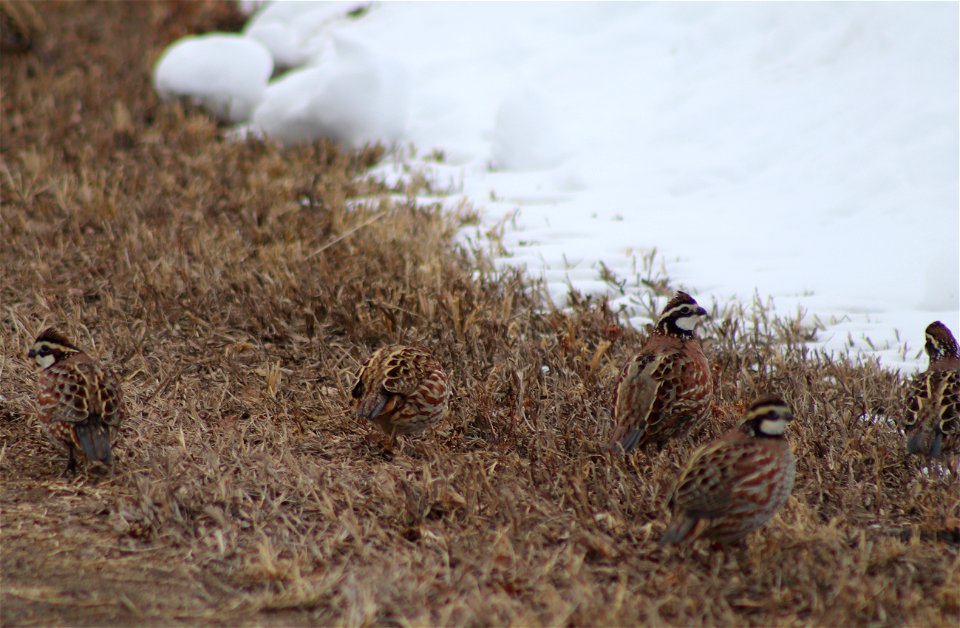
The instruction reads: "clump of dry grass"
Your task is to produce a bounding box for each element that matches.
[2,2,958,626]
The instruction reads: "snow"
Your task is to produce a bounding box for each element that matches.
[153,33,273,123]
[243,1,369,68]
[154,1,959,373]
[251,33,409,148]
[491,89,569,171]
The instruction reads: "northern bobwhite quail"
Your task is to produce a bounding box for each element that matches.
[905,321,959,458]
[661,396,797,546]
[608,291,713,453]
[351,345,450,441]
[27,328,125,473]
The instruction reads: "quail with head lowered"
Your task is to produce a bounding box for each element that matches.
[27,328,125,474]
[904,321,959,459]
[608,291,713,453]
[661,396,797,546]
[351,345,450,445]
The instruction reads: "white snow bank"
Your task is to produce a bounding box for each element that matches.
[153,3,401,147]
[244,1,369,68]
[153,34,273,123]
[250,34,408,147]
[151,2,958,372]
[341,2,958,372]
[491,89,571,171]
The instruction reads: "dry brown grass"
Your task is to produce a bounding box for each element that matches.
[2,2,958,626]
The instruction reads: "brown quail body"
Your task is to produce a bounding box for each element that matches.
[661,397,797,546]
[609,291,713,453]
[905,321,959,458]
[351,345,450,439]
[28,328,124,473]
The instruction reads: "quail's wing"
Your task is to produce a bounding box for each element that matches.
[671,439,748,517]
[379,346,437,397]
[904,373,933,431]
[938,371,960,435]
[641,348,694,432]
[97,368,125,427]
[45,363,98,424]
[610,352,672,433]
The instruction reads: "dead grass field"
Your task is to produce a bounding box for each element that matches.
[1,2,958,626]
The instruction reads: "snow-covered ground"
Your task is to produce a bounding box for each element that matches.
[154,1,959,372]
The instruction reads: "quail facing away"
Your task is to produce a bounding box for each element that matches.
[661,397,797,546]
[905,321,959,459]
[27,328,125,473]
[351,345,450,442]
[608,291,713,453]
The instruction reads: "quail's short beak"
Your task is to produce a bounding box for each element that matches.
[27,348,36,358]
[696,306,708,318]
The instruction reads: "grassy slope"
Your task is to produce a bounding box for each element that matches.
[1,2,957,625]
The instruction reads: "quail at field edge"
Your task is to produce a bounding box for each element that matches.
[28,328,125,473]
[661,396,797,546]
[904,321,959,459]
[608,291,713,453]
[351,344,450,442]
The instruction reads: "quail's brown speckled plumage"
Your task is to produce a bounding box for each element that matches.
[28,328,124,473]
[351,345,450,439]
[905,321,959,459]
[608,291,713,453]
[661,397,797,546]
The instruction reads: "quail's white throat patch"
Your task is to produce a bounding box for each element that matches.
[675,314,702,332]
[34,353,55,369]
[759,418,788,436]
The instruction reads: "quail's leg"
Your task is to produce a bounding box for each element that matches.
[62,447,78,476]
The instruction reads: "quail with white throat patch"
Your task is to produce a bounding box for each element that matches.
[28,328,125,473]
[661,396,797,546]
[608,291,713,453]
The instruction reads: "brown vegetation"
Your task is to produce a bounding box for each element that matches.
[2,2,957,625]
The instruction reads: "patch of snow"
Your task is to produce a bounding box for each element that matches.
[250,33,408,147]
[491,88,571,171]
[920,243,960,312]
[244,1,369,68]
[156,2,958,373]
[153,34,272,123]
